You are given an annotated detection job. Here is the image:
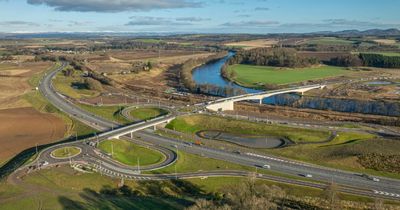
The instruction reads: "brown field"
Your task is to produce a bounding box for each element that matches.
[108,52,214,91]
[225,39,279,49]
[373,39,397,45]
[0,62,52,109]
[0,107,66,165]
[108,49,201,61]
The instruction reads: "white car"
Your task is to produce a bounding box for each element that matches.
[304,174,313,178]
[372,177,380,182]
[262,164,271,169]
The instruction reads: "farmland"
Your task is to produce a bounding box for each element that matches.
[302,37,356,45]
[226,64,351,87]
[0,107,66,166]
[224,39,279,50]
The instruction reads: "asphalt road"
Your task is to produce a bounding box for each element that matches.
[33,62,400,200]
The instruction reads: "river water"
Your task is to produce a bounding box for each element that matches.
[192,53,400,117]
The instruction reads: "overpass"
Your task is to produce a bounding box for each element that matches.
[206,84,326,111]
[99,115,176,140]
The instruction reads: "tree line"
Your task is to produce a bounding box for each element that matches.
[227,48,400,69]
[228,48,320,68]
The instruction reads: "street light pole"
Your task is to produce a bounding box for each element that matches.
[175,146,178,180]
[36,143,39,169]
[137,157,141,174]
[111,142,114,158]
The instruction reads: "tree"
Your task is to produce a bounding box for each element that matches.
[63,67,74,77]
[85,77,103,91]
[147,61,153,70]
[222,177,285,210]
[373,198,384,210]
[322,182,341,210]
[119,185,132,196]
[186,199,231,210]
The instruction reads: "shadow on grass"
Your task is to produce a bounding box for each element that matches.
[58,179,209,210]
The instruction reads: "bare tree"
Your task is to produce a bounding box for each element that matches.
[322,182,341,210]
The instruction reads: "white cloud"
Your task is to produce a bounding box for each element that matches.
[27,0,201,12]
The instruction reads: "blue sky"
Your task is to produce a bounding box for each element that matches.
[0,0,399,33]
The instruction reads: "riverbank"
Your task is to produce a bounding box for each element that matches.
[179,52,228,91]
[224,64,351,89]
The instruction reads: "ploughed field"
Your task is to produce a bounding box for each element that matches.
[0,107,66,166]
[227,64,350,87]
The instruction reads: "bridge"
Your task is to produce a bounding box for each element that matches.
[206,84,326,111]
[99,115,176,140]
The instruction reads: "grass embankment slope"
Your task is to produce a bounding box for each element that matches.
[166,114,330,143]
[51,147,81,158]
[1,164,391,210]
[227,65,350,88]
[78,104,130,125]
[53,68,100,99]
[164,115,400,179]
[26,64,97,138]
[129,107,169,120]
[98,139,165,167]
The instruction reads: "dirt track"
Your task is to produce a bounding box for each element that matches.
[0,107,66,165]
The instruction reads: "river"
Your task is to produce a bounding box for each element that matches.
[192,53,400,117]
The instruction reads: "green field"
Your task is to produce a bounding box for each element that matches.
[166,114,331,143]
[227,64,350,87]
[51,147,81,158]
[98,139,165,167]
[305,37,356,45]
[129,107,169,121]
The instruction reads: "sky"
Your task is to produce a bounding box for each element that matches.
[0,0,399,33]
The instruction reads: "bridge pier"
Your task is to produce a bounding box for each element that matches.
[153,125,157,131]
[130,132,133,139]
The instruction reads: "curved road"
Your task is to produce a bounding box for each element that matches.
[29,62,400,200]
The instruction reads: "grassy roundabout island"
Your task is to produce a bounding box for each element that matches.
[98,139,165,166]
[51,146,81,159]
[166,114,331,143]
[226,64,350,88]
[129,107,169,121]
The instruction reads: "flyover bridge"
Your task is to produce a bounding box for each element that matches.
[99,115,176,140]
[206,84,326,111]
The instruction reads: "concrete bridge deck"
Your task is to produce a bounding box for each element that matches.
[206,84,326,111]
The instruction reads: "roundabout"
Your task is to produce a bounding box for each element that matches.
[50,146,82,159]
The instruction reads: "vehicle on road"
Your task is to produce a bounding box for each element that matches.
[262,164,271,169]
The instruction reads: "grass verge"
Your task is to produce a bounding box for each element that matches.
[129,107,169,121]
[98,139,165,167]
[166,114,331,143]
[51,147,81,158]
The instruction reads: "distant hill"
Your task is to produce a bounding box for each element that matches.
[0,28,399,39]
[312,28,400,37]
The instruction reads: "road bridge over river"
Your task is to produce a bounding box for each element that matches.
[206,84,326,111]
